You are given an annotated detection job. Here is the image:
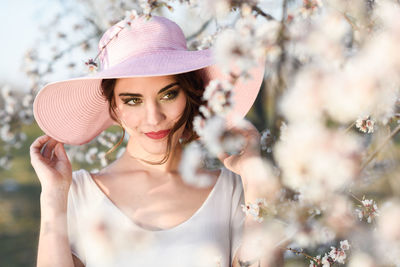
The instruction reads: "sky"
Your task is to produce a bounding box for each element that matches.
[0,0,63,90]
[0,0,283,91]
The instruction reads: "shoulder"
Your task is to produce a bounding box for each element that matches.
[71,169,90,188]
[72,168,88,180]
[220,168,245,212]
[72,168,107,184]
[220,167,243,191]
[69,169,94,201]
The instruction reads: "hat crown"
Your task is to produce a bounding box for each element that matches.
[98,16,188,70]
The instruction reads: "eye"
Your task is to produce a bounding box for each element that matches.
[123,98,142,106]
[161,89,179,101]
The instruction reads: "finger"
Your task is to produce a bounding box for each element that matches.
[226,154,241,169]
[30,135,51,159]
[228,125,260,140]
[231,118,257,131]
[54,143,69,163]
[42,138,58,159]
[217,151,229,163]
[227,129,259,151]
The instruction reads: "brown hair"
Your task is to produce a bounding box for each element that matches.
[100,70,206,164]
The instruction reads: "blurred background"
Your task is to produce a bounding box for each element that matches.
[0,1,283,266]
[2,0,400,266]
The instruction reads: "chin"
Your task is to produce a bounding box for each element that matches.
[149,139,183,156]
[142,137,173,154]
[128,130,182,157]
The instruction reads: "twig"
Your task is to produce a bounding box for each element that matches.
[344,121,356,133]
[50,33,99,62]
[349,191,363,203]
[360,124,400,171]
[252,5,277,21]
[231,0,277,21]
[265,0,289,132]
[285,247,320,263]
[276,0,289,93]
[187,19,213,41]
[238,257,261,267]
[343,13,360,31]
[93,26,124,62]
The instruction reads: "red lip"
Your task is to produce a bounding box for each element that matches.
[144,129,171,140]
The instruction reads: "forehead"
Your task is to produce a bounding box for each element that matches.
[114,75,177,93]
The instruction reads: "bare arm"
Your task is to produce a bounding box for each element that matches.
[37,191,75,267]
[232,157,284,267]
[218,121,284,267]
[30,135,80,267]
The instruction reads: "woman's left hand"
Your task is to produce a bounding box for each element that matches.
[218,119,261,176]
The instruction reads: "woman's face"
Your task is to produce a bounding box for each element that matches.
[114,75,187,157]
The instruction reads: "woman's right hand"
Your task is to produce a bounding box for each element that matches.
[30,135,72,194]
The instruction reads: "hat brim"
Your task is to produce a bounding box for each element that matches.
[33,49,265,145]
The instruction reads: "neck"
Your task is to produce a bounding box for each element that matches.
[121,140,183,174]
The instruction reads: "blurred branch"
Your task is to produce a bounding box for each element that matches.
[266,0,288,133]
[231,0,277,20]
[33,33,99,90]
[252,5,277,21]
[187,19,213,41]
[285,247,319,263]
[344,121,356,133]
[360,124,400,171]
[343,13,360,31]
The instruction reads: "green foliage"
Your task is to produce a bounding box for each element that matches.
[1,124,57,266]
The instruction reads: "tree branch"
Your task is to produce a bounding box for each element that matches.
[360,124,400,171]
[187,19,213,41]
[252,5,276,21]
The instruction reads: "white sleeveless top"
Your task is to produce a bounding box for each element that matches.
[67,167,245,267]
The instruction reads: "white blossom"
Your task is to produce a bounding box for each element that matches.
[260,128,272,153]
[0,124,15,142]
[98,151,108,167]
[355,116,375,133]
[214,28,254,72]
[356,198,379,223]
[200,116,226,156]
[196,0,231,19]
[199,105,211,119]
[85,58,98,73]
[340,240,350,251]
[289,221,336,247]
[0,156,12,170]
[253,19,281,61]
[179,141,214,188]
[85,147,99,164]
[377,199,400,242]
[299,0,323,18]
[193,115,205,136]
[221,131,246,156]
[274,123,362,202]
[348,252,376,267]
[241,198,271,223]
[202,79,234,117]
[329,246,347,264]
[123,9,139,28]
[321,254,330,267]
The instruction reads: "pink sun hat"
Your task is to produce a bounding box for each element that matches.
[33,15,265,145]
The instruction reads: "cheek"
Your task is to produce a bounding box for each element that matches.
[122,113,141,127]
[168,95,187,120]
[116,103,141,129]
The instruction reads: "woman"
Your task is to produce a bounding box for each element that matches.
[30,15,266,267]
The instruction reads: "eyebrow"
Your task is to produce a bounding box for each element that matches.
[118,82,179,97]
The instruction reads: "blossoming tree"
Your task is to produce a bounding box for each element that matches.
[2,0,400,266]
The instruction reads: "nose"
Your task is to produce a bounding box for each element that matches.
[145,101,166,126]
